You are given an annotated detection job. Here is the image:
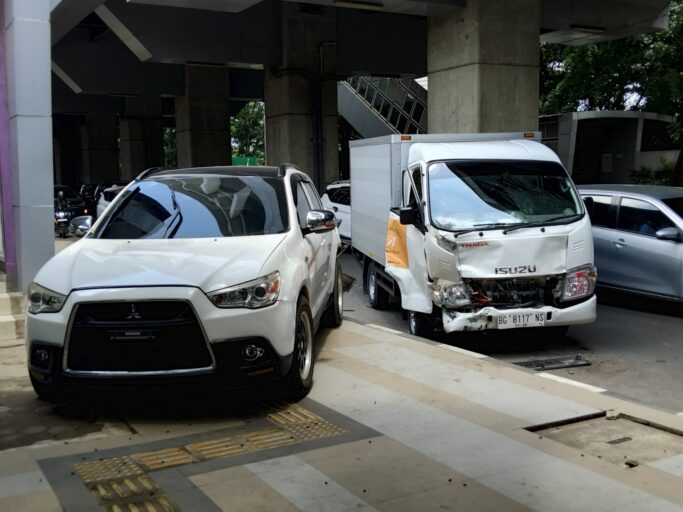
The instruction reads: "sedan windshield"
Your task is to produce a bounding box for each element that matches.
[94,175,289,239]
[428,160,582,231]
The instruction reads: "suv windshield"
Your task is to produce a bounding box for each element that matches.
[94,176,289,239]
[428,160,582,231]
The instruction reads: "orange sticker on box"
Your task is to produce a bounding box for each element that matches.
[386,218,408,269]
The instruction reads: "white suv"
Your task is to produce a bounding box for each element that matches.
[321,180,351,241]
[26,165,343,401]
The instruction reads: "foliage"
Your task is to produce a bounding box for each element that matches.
[539,0,683,184]
[630,163,675,185]
[163,128,177,167]
[231,101,265,163]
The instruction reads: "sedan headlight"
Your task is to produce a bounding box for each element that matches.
[561,265,597,302]
[28,283,66,314]
[207,271,280,309]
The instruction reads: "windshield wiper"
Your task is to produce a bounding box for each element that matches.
[163,187,183,239]
[451,223,519,238]
[502,213,583,234]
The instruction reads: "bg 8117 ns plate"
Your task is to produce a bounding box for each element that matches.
[497,312,545,329]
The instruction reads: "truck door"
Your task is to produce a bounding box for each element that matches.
[385,165,432,313]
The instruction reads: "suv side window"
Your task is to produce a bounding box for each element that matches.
[617,197,676,236]
[329,187,350,206]
[583,194,612,227]
[302,181,324,210]
[293,181,312,229]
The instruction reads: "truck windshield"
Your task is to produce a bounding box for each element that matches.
[94,175,289,239]
[428,160,582,231]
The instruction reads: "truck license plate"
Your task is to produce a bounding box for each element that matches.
[497,312,545,329]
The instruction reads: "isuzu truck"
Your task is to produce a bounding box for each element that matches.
[350,133,597,337]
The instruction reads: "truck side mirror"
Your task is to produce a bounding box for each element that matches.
[399,207,420,226]
[582,196,594,217]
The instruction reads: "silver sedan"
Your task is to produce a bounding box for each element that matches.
[579,185,683,302]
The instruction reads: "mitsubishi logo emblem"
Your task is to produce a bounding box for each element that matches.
[125,304,142,320]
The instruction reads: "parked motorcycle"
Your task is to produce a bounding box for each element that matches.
[54,191,73,238]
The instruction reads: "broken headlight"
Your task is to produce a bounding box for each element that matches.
[432,280,471,308]
[560,265,597,302]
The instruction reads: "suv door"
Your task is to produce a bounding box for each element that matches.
[292,176,333,318]
[324,186,351,240]
[611,196,682,298]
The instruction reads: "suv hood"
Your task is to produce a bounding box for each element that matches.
[35,235,287,295]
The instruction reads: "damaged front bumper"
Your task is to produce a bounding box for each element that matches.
[441,295,597,333]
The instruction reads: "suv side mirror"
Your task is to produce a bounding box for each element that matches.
[69,215,93,236]
[399,207,420,226]
[303,210,337,235]
[655,227,680,241]
[582,196,594,217]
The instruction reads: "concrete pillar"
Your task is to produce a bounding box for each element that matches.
[120,97,163,181]
[175,65,231,168]
[264,3,339,189]
[81,113,119,183]
[428,0,540,133]
[0,0,54,289]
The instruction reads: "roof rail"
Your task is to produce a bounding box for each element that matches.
[278,163,299,177]
[135,167,163,181]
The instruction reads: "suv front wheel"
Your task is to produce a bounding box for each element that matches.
[284,295,315,400]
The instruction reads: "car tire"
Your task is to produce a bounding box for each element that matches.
[284,296,315,401]
[321,262,343,328]
[30,374,58,403]
[367,263,389,310]
[409,310,433,339]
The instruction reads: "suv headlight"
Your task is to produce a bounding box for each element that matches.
[28,283,66,314]
[561,265,597,302]
[207,271,280,309]
[431,280,471,308]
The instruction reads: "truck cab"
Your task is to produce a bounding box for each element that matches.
[350,134,597,337]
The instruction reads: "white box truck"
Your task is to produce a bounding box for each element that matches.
[350,133,597,337]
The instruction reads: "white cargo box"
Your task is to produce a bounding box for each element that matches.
[349,133,541,267]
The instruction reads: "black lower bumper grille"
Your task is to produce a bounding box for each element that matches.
[66,301,213,373]
[464,277,560,309]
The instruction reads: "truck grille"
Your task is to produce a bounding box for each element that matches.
[464,277,560,309]
[65,301,214,374]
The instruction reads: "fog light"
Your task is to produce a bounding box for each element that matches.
[31,347,50,369]
[242,344,265,363]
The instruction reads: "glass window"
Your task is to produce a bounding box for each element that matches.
[95,176,289,239]
[583,195,612,227]
[397,115,408,133]
[380,101,391,118]
[662,197,683,219]
[295,182,313,228]
[428,160,582,231]
[406,123,418,134]
[403,94,415,115]
[364,87,375,104]
[373,94,383,111]
[358,80,367,97]
[412,103,424,123]
[617,198,676,236]
[349,76,359,89]
[302,181,323,209]
[378,78,388,92]
[389,109,400,126]
[328,187,350,206]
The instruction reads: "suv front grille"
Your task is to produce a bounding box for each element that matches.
[66,301,214,374]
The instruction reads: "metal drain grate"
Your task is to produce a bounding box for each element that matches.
[514,354,591,371]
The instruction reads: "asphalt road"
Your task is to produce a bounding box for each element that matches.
[339,253,683,415]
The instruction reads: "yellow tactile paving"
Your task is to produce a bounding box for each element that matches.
[71,403,348,510]
[131,448,197,471]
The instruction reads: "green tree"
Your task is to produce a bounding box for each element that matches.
[231,101,265,162]
[163,128,177,167]
[540,0,683,184]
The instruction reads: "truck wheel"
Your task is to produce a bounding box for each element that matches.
[367,263,389,310]
[409,311,433,339]
[284,296,315,401]
[321,262,343,328]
